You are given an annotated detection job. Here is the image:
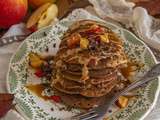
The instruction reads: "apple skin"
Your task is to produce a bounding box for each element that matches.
[0,0,28,28]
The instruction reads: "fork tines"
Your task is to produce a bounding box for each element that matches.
[71,110,98,120]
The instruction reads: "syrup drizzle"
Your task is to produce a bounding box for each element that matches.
[26,84,50,100]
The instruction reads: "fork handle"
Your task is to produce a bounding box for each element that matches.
[114,63,160,101]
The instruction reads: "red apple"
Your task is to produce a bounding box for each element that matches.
[0,0,28,28]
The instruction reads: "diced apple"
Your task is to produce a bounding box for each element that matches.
[100,33,109,43]
[67,33,81,48]
[29,53,44,69]
[80,38,89,49]
[116,96,129,108]
[30,60,44,69]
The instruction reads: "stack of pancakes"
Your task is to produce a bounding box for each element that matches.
[51,20,128,109]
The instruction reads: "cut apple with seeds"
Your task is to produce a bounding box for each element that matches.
[26,3,52,29]
[37,4,58,28]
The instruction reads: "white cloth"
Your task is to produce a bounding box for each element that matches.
[0,23,27,120]
[0,23,28,85]
[2,23,30,38]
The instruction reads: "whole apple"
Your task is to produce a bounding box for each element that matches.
[0,0,28,28]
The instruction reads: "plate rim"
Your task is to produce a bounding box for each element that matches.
[121,28,160,120]
[6,21,160,120]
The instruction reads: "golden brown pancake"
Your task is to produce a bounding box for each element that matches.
[80,77,117,97]
[53,73,117,97]
[55,89,105,109]
[51,20,128,109]
[61,68,116,79]
[53,82,82,94]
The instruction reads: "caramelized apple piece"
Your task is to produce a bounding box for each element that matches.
[87,25,104,34]
[100,33,109,43]
[29,52,44,69]
[80,38,89,49]
[116,96,129,108]
[67,33,81,48]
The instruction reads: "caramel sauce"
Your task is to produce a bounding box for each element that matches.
[26,84,50,100]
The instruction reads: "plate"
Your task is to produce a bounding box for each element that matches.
[7,9,159,120]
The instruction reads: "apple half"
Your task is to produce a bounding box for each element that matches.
[38,4,58,28]
[26,3,58,30]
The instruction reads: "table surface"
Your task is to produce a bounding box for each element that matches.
[0,0,160,119]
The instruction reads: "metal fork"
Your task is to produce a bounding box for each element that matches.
[71,63,160,120]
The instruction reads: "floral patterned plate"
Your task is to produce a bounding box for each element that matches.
[7,9,159,120]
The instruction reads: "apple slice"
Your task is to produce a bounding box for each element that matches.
[37,4,58,28]
[26,3,52,29]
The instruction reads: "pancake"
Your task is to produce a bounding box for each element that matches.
[55,43,127,69]
[56,77,84,89]
[62,20,122,45]
[53,82,82,94]
[60,71,84,83]
[56,42,124,61]
[53,73,117,97]
[56,72,117,88]
[53,20,127,70]
[55,89,105,109]
[61,51,127,68]
[89,73,117,85]
[60,70,114,83]
[61,68,116,78]
[62,60,127,72]
[80,75,117,97]
[50,20,128,109]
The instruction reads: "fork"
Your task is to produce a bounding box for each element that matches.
[71,63,160,120]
